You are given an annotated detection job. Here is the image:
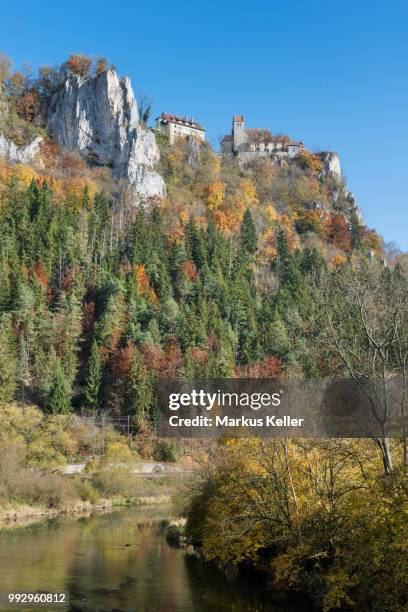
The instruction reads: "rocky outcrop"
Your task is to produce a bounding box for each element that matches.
[46,69,165,200]
[317,152,342,180]
[0,133,43,164]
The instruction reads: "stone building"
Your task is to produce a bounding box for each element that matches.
[221,115,304,163]
[155,113,205,145]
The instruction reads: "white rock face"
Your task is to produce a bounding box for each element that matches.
[0,133,43,164]
[317,152,342,180]
[46,69,165,200]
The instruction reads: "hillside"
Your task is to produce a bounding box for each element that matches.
[0,53,396,415]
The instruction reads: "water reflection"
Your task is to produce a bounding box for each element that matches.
[0,508,310,611]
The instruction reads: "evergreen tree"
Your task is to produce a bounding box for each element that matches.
[46,360,71,414]
[0,314,16,404]
[275,230,290,278]
[351,212,362,250]
[240,209,257,255]
[125,347,153,425]
[84,340,102,409]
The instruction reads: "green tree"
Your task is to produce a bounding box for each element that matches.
[84,340,102,409]
[0,314,16,404]
[125,347,153,425]
[45,360,71,414]
[240,209,257,255]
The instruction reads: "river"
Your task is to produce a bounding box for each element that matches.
[0,506,310,611]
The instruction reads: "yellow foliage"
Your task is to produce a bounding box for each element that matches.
[296,150,324,173]
[62,177,98,202]
[330,253,348,268]
[239,178,258,208]
[0,162,39,186]
[264,203,279,226]
[0,404,77,466]
[204,181,225,210]
[104,441,135,464]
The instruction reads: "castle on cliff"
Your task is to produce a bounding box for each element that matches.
[221,115,304,162]
[220,114,342,180]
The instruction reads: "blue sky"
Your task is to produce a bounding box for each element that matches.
[1,0,407,249]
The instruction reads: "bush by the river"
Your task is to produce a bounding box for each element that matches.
[183,438,408,612]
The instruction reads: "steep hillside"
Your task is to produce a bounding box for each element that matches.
[0,54,164,200]
[0,53,393,416]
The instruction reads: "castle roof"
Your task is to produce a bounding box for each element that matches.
[233,114,244,122]
[156,112,204,131]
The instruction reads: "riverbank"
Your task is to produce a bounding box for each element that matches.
[0,494,171,530]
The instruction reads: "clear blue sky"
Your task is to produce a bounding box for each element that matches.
[1,0,407,249]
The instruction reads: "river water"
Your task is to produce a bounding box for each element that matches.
[0,506,309,611]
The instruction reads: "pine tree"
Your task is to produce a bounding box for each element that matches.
[84,340,102,409]
[125,347,153,425]
[240,209,257,255]
[46,360,71,414]
[351,212,362,250]
[0,314,16,404]
[275,230,290,278]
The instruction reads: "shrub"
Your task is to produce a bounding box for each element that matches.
[18,471,75,508]
[104,442,135,465]
[0,439,75,508]
[92,468,135,498]
[153,440,180,463]
[75,479,100,504]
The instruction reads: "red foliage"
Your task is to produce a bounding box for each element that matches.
[190,347,209,366]
[329,215,352,253]
[61,265,80,293]
[181,260,198,281]
[32,262,52,302]
[64,54,91,77]
[40,139,60,168]
[234,355,282,378]
[156,341,183,379]
[60,152,87,177]
[115,342,134,380]
[83,301,95,334]
[141,343,162,370]
[16,89,40,122]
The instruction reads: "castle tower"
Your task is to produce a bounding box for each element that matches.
[232,114,246,151]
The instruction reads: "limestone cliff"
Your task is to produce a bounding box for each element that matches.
[46,68,165,200]
[316,151,342,180]
[0,133,42,164]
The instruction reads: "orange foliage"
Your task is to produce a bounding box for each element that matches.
[134,264,149,293]
[32,262,53,302]
[64,54,91,77]
[235,355,282,378]
[63,177,97,204]
[0,162,39,187]
[141,343,162,370]
[239,178,258,207]
[181,260,198,281]
[329,215,352,253]
[15,89,40,122]
[157,341,183,379]
[329,253,348,268]
[114,342,134,380]
[39,139,60,168]
[212,210,230,232]
[190,347,209,366]
[134,264,159,305]
[204,181,225,210]
[361,227,382,253]
[296,150,324,173]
